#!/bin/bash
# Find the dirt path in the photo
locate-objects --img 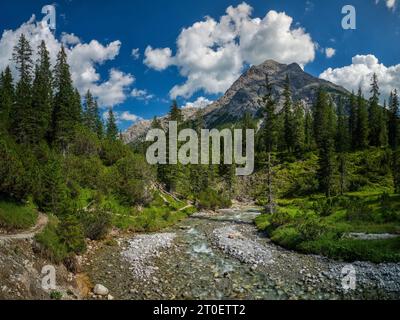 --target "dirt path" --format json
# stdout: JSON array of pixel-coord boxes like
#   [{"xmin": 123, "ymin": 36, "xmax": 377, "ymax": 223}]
[{"xmin": 0, "ymin": 213, "xmax": 48, "ymax": 242}]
